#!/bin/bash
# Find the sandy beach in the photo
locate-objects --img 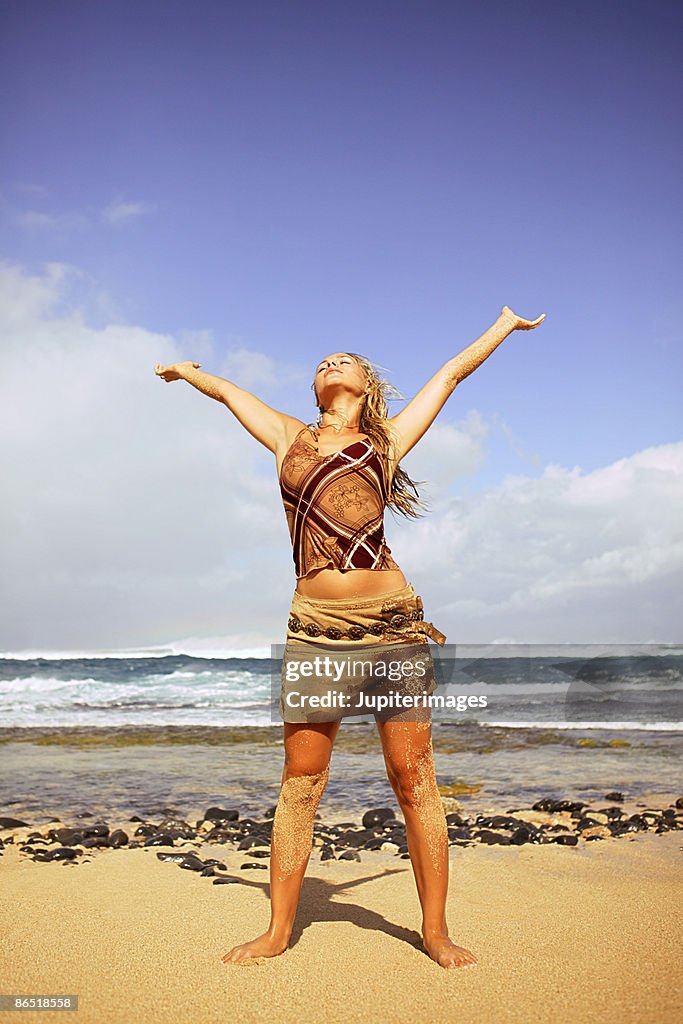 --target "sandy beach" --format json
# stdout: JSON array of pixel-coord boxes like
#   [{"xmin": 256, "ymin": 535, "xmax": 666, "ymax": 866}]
[{"xmin": 1, "ymin": 808, "xmax": 681, "ymax": 1024}]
